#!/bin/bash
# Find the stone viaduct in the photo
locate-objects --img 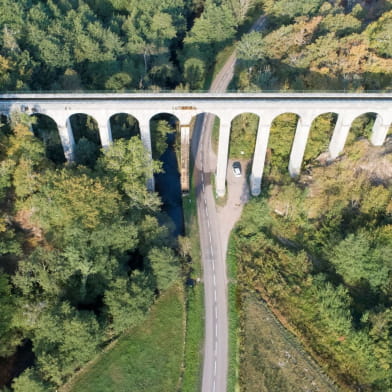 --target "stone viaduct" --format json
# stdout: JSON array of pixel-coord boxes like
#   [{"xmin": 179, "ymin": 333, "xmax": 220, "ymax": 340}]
[{"xmin": 1, "ymin": 93, "xmax": 391, "ymax": 196}]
